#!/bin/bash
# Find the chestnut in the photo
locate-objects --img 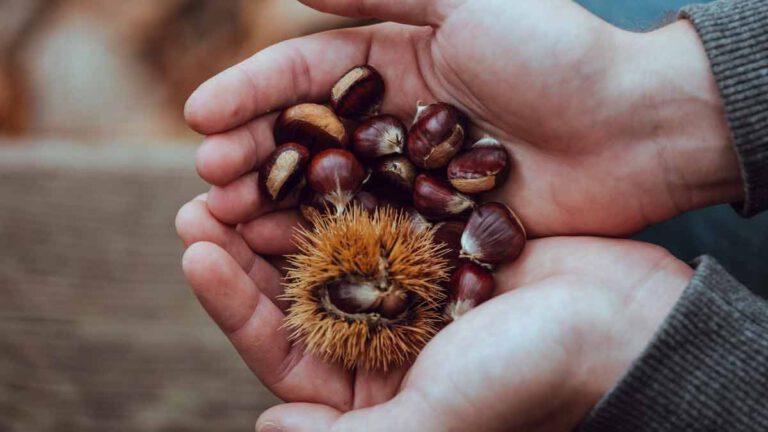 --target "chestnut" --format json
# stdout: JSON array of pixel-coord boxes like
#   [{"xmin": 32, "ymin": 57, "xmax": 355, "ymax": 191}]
[
  {"xmin": 326, "ymin": 278, "xmax": 381, "ymax": 315},
  {"xmin": 299, "ymin": 189, "xmax": 332, "ymax": 221},
  {"xmin": 407, "ymin": 103, "xmax": 466, "ymax": 169},
  {"xmin": 446, "ymin": 262, "xmax": 495, "ymax": 320},
  {"xmin": 371, "ymin": 155, "xmax": 417, "ymax": 195},
  {"xmin": 413, "ymin": 174, "xmax": 474, "ymax": 220},
  {"xmin": 447, "ymin": 137, "xmax": 509, "ymax": 194},
  {"xmin": 307, "ymin": 149, "xmax": 366, "ymax": 213},
  {"xmin": 331, "ymin": 65, "xmax": 385, "ymax": 119},
  {"xmin": 326, "ymin": 278, "xmax": 409, "ymax": 319},
  {"xmin": 353, "ymin": 190, "xmax": 379, "ymax": 213},
  {"xmin": 274, "ymin": 103, "xmax": 348, "ymax": 152},
  {"xmin": 258, "ymin": 142, "xmax": 311, "ymax": 202},
  {"xmin": 460, "ymin": 202, "xmax": 526, "ymax": 266},
  {"xmin": 433, "ymin": 220, "xmax": 466, "ymax": 270},
  {"xmin": 351, "ymin": 114, "xmax": 406, "ymax": 162},
  {"xmin": 404, "ymin": 207, "xmax": 432, "ymax": 233}
]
